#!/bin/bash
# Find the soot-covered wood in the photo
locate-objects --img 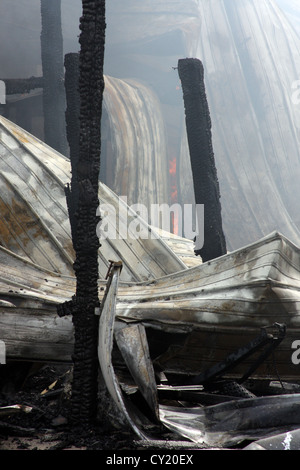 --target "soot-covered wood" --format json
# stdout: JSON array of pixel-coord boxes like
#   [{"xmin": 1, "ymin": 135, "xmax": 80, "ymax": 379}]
[
  {"xmin": 178, "ymin": 58, "xmax": 226, "ymax": 262},
  {"xmin": 68, "ymin": 0, "xmax": 106, "ymax": 426},
  {"xmin": 2, "ymin": 77, "xmax": 44, "ymax": 95}
]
